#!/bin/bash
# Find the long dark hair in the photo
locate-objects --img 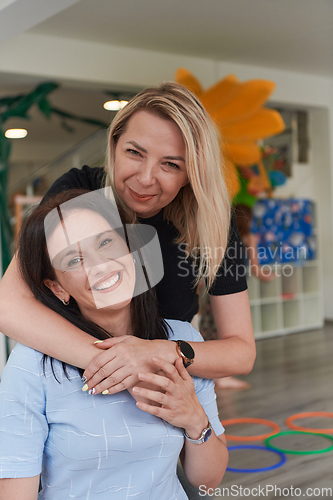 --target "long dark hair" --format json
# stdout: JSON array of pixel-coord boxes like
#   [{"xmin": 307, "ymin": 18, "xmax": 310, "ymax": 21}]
[{"xmin": 18, "ymin": 189, "xmax": 169, "ymax": 379}]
